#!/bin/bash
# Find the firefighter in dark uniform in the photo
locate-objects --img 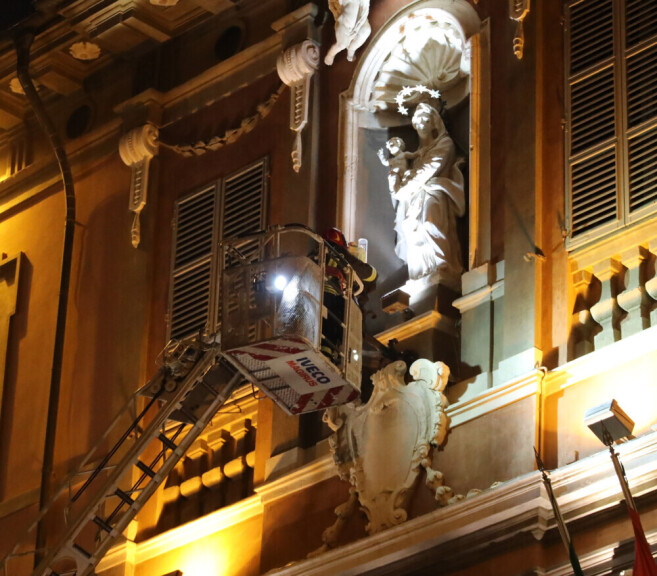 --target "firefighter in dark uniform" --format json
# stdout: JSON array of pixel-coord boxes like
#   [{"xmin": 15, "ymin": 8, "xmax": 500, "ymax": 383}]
[{"xmin": 321, "ymin": 228, "xmax": 376, "ymax": 364}]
